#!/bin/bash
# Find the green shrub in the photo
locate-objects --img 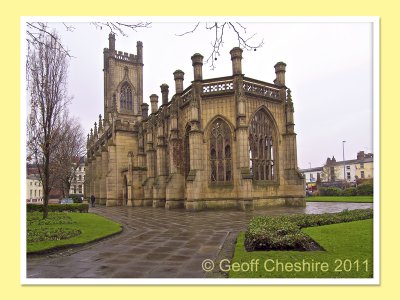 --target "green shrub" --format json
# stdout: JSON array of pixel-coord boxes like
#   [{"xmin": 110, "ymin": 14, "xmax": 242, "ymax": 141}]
[
  {"xmin": 27, "ymin": 203, "xmax": 89, "ymax": 213},
  {"xmin": 319, "ymin": 186, "xmax": 343, "ymax": 196},
  {"xmin": 244, "ymin": 209, "xmax": 373, "ymax": 251},
  {"xmin": 245, "ymin": 217, "xmax": 315, "ymax": 251},
  {"xmin": 357, "ymin": 183, "xmax": 373, "ymax": 196},
  {"xmin": 342, "ymin": 187, "xmax": 357, "ymax": 196}
]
